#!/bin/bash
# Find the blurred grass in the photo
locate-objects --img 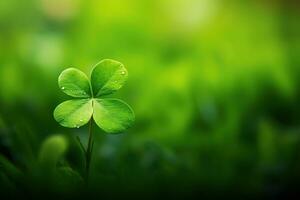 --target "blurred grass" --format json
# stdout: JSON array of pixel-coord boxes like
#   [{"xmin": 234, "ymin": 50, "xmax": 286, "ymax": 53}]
[{"xmin": 0, "ymin": 0, "xmax": 300, "ymax": 197}]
